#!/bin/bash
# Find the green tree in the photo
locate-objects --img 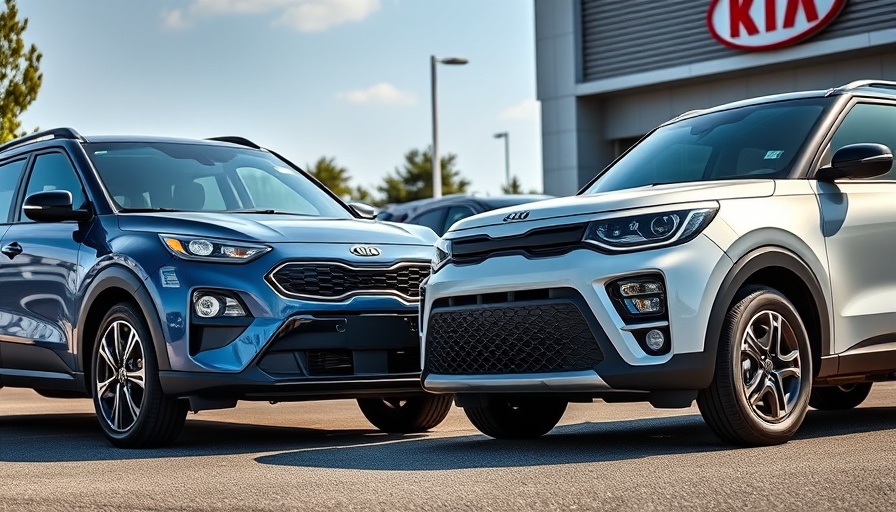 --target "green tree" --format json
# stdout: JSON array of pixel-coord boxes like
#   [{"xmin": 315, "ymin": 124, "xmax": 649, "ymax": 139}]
[
  {"xmin": 378, "ymin": 147, "xmax": 470, "ymax": 204},
  {"xmin": 501, "ymin": 175, "xmax": 523, "ymax": 194},
  {"xmin": 0, "ymin": 0, "xmax": 42, "ymax": 143},
  {"xmin": 307, "ymin": 156, "xmax": 352, "ymax": 198}
]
